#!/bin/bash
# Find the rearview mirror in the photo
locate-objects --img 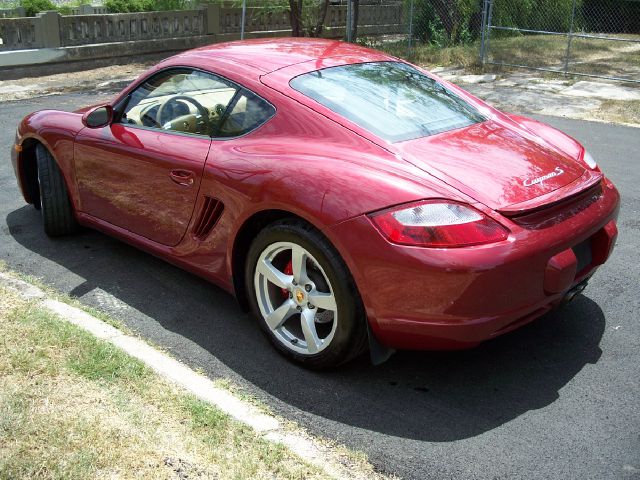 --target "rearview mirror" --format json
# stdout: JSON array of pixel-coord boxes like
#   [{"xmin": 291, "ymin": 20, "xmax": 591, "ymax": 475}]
[{"xmin": 82, "ymin": 105, "xmax": 113, "ymax": 128}]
